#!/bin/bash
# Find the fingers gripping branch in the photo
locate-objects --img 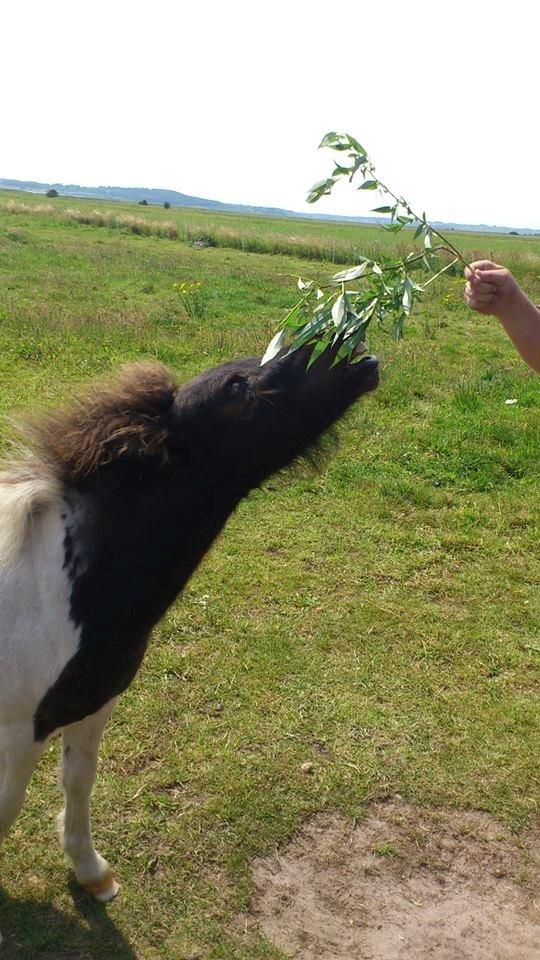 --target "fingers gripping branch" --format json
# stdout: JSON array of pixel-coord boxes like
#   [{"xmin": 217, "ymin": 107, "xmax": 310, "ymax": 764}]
[{"xmin": 464, "ymin": 260, "xmax": 520, "ymax": 315}]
